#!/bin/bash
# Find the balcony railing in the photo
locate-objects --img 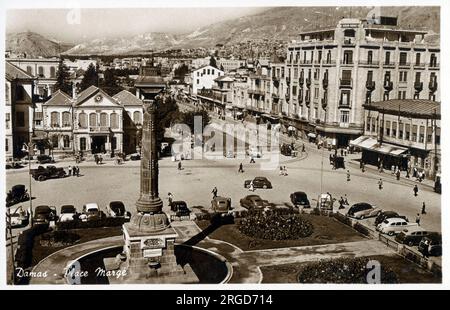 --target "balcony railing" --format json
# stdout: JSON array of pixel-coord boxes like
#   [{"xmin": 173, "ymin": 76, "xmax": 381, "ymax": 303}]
[
  {"xmin": 322, "ymin": 60, "xmax": 336, "ymax": 66},
  {"xmin": 366, "ymin": 80, "xmax": 375, "ymax": 91},
  {"xmin": 322, "ymin": 78, "xmax": 328, "ymax": 89},
  {"xmin": 339, "ymin": 79, "xmax": 353, "ymax": 88},
  {"xmin": 306, "ymin": 78, "xmax": 312, "ymax": 88},
  {"xmin": 340, "ymin": 60, "xmax": 354, "ymax": 66},
  {"xmin": 358, "ymin": 60, "xmax": 380, "ymax": 66},
  {"xmin": 398, "ymin": 62, "xmax": 411, "ymax": 68},
  {"xmin": 414, "ymin": 62, "xmax": 426, "ymax": 68},
  {"xmin": 383, "ymin": 62, "xmax": 395, "ymax": 67},
  {"xmin": 383, "ymin": 80, "xmax": 393, "ymax": 91},
  {"xmin": 429, "ymin": 62, "xmax": 440, "ymax": 69},
  {"xmin": 338, "ymin": 100, "xmax": 351, "ymax": 108},
  {"xmin": 414, "ymin": 81, "xmax": 423, "ymax": 92},
  {"xmin": 429, "ymin": 80, "xmax": 438, "ymax": 92},
  {"xmin": 90, "ymin": 126, "xmax": 111, "ymax": 132}
]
